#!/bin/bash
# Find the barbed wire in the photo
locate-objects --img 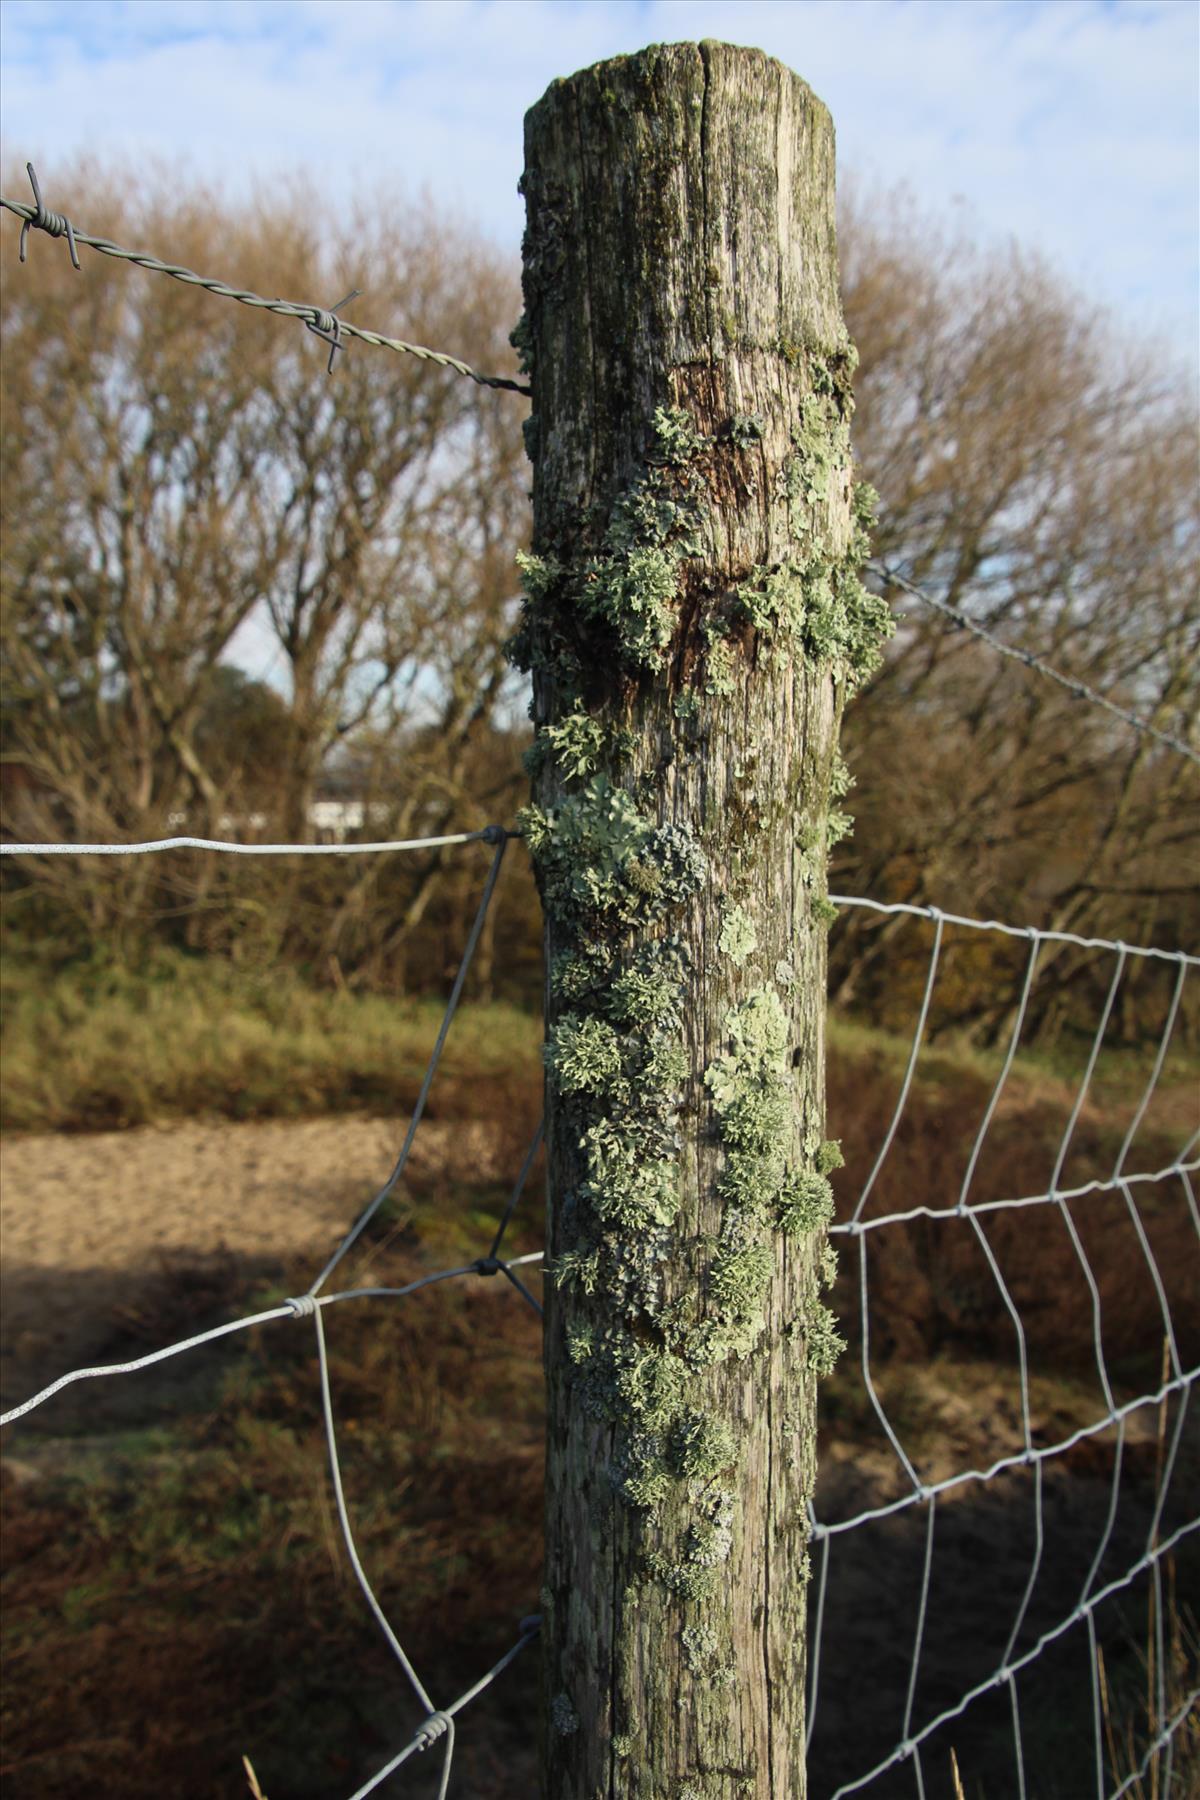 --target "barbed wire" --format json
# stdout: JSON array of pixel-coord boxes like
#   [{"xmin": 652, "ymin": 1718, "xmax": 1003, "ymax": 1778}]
[
  {"xmin": 2, "ymin": 163, "xmax": 532, "ymax": 396},
  {"xmin": 870, "ymin": 559, "xmax": 1200, "ymax": 769}
]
